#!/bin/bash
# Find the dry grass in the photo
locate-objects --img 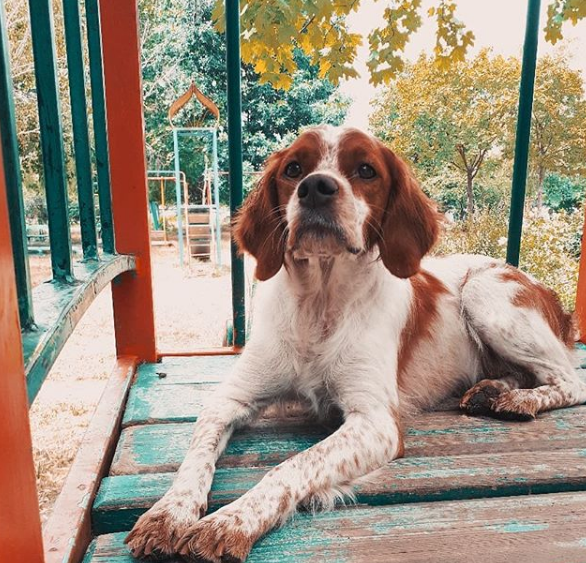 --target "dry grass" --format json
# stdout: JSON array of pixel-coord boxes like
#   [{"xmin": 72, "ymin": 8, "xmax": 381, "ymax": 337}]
[{"xmin": 29, "ymin": 242, "xmax": 237, "ymax": 523}]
